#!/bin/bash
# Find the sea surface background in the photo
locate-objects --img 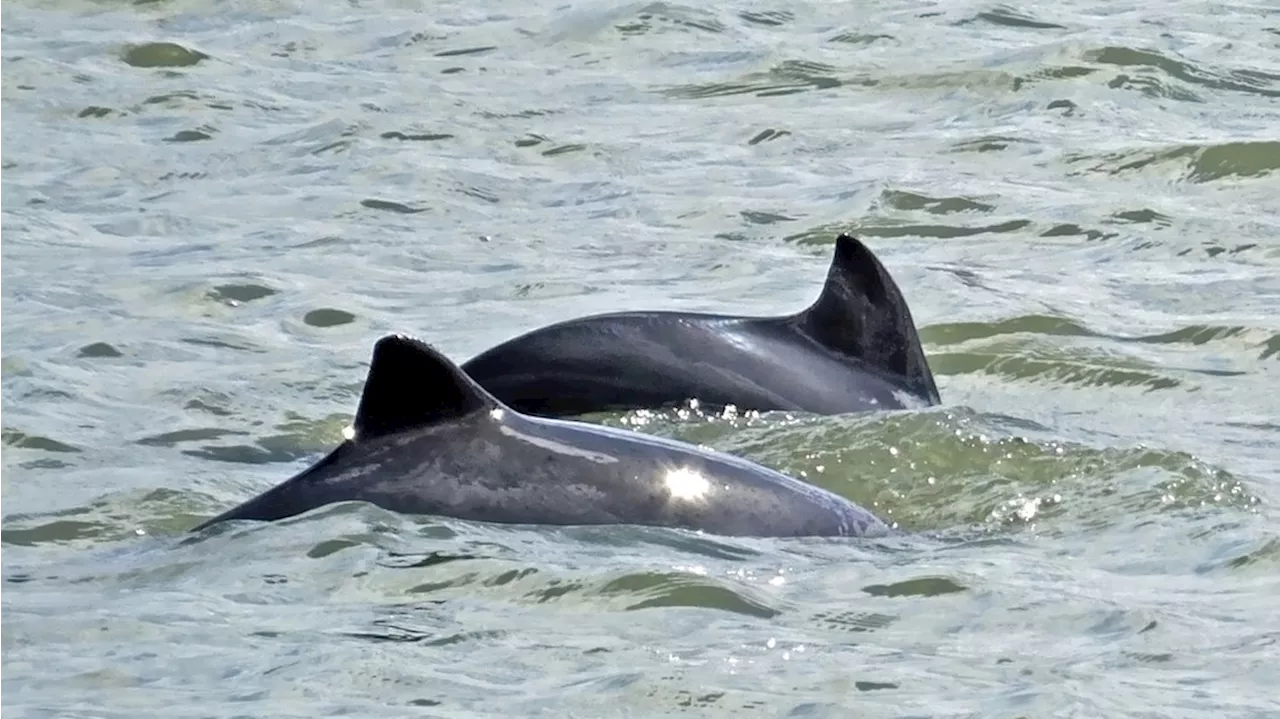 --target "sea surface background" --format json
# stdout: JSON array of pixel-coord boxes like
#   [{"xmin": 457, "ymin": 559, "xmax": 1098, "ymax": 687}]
[{"xmin": 3, "ymin": 0, "xmax": 1278, "ymax": 716}]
